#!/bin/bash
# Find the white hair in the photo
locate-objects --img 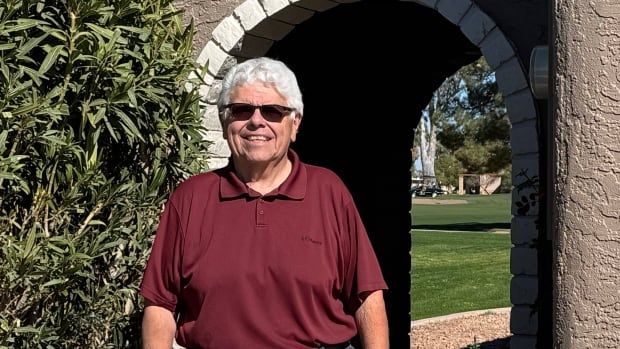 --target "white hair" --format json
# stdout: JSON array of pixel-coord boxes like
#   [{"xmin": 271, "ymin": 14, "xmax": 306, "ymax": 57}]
[{"xmin": 217, "ymin": 57, "xmax": 304, "ymax": 122}]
